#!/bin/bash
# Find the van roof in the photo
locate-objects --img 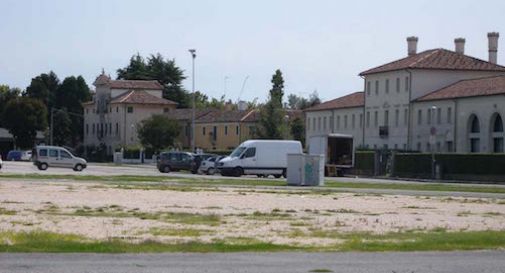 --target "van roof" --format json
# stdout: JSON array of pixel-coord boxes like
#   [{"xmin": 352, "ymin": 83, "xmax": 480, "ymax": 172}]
[
  {"xmin": 241, "ymin": 140, "xmax": 302, "ymax": 145},
  {"xmin": 36, "ymin": 145, "xmax": 67, "ymax": 149}
]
